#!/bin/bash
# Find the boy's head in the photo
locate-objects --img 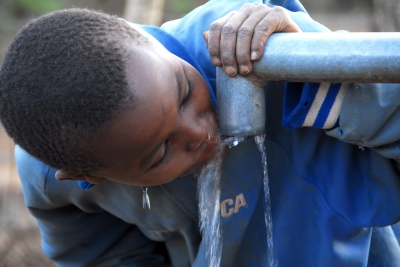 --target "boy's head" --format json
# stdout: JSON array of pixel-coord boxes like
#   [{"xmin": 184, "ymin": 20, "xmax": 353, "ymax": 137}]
[{"xmin": 0, "ymin": 9, "xmax": 220, "ymax": 186}]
